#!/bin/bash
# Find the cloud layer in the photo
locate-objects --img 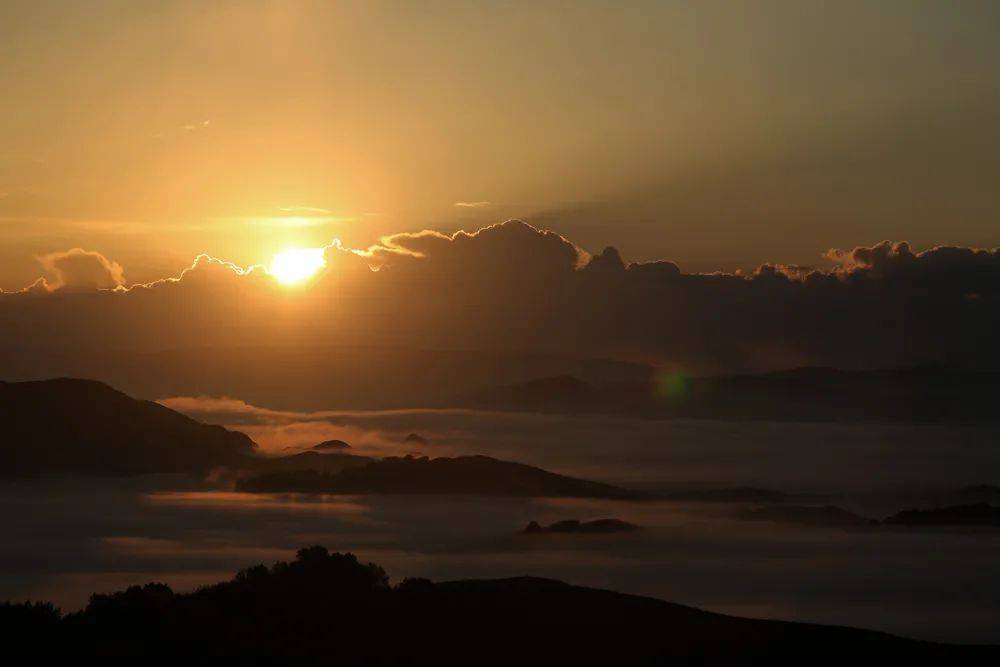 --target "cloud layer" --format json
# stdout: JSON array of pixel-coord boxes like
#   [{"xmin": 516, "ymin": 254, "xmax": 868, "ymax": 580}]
[{"xmin": 1, "ymin": 220, "xmax": 998, "ymax": 373}]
